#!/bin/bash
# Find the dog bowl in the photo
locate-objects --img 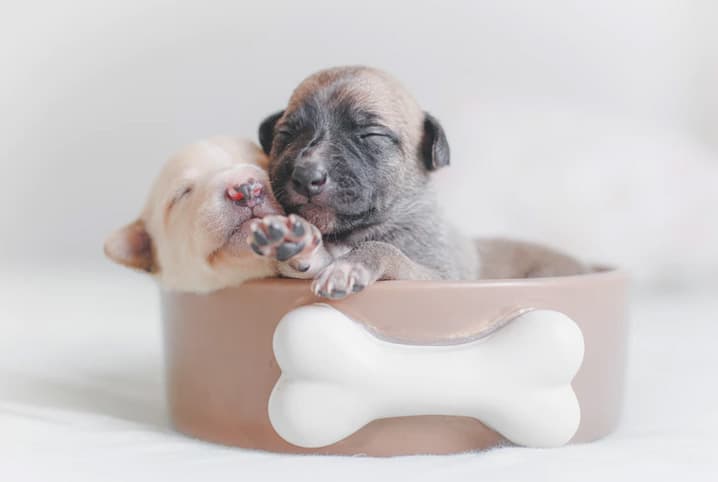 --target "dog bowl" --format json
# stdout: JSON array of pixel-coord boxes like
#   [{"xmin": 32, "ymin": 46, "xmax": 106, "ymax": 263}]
[{"xmin": 161, "ymin": 267, "xmax": 627, "ymax": 456}]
